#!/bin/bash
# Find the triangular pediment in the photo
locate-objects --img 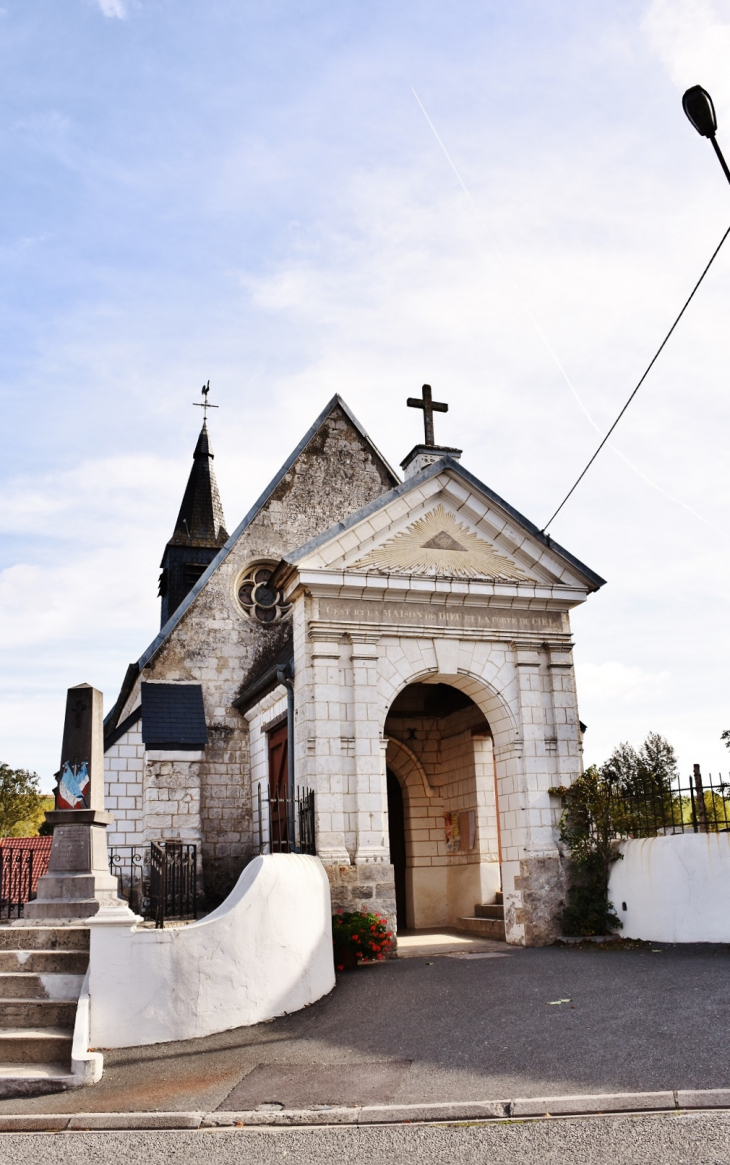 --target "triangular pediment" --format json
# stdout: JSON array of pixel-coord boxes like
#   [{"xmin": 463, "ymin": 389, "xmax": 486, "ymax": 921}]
[
  {"xmin": 350, "ymin": 504, "xmax": 528, "ymax": 581},
  {"xmin": 284, "ymin": 460, "xmax": 605, "ymax": 594}
]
